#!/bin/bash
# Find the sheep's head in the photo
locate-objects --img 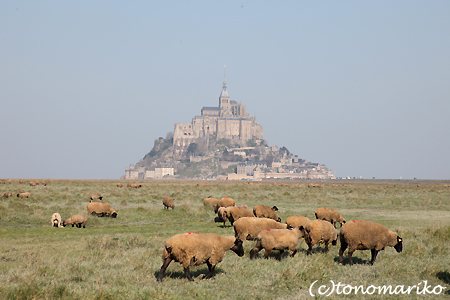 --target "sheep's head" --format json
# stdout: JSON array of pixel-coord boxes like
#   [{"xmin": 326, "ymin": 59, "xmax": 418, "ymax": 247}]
[
  {"xmin": 394, "ymin": 236, "xmax": 403, "ymax": 253},
  {"xmin": 231, "ymin": 238, "xmax": 244, "ymax": 257},
  {"xmin": 111, "ymin": 211, "xmax": 117, "ymax": 218},
  {"xmin": 272, "ymin": 206, "xmax": 279, "ymax": 211}
]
